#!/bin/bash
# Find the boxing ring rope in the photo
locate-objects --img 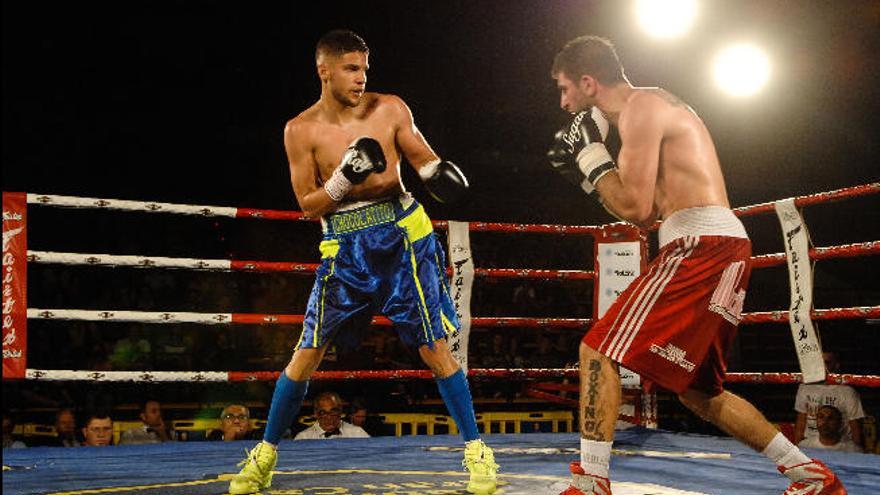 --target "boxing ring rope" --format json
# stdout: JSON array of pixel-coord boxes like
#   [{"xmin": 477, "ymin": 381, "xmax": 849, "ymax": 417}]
[{"xmin": 6, "ymin": 184, "xmax": 879, "ymax": 406}]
